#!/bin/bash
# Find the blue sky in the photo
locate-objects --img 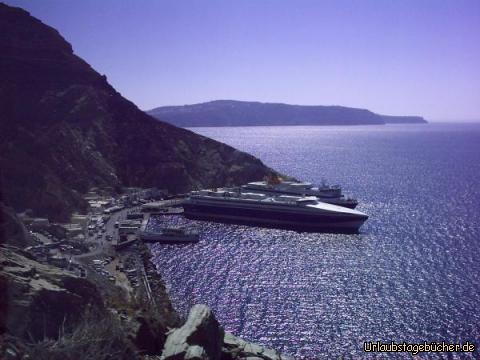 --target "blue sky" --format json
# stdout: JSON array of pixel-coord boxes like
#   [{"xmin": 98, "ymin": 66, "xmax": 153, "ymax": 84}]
[{"xmin": 6, "ymin": 0, "xmax": 480, "ymax": 121}]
